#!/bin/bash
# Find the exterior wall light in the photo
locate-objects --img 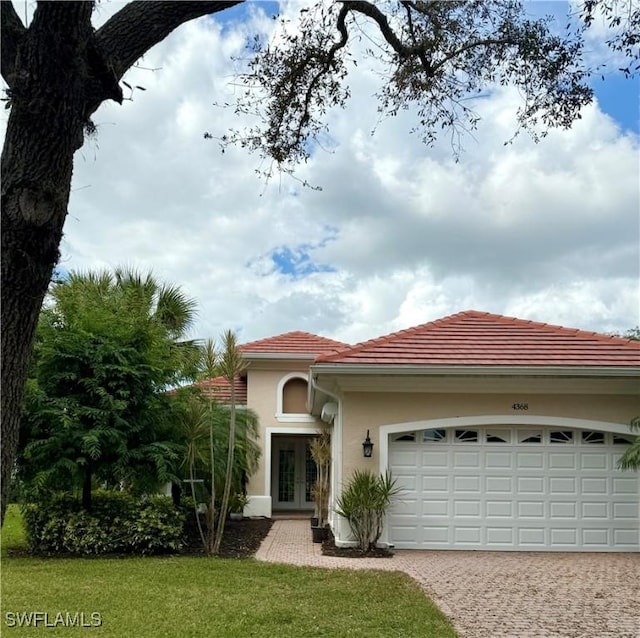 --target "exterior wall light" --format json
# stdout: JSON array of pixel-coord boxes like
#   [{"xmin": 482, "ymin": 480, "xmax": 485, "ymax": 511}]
[{"xmin": 362, "ymin": 430, "xmax": 374, "ymax": 458}]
